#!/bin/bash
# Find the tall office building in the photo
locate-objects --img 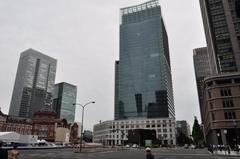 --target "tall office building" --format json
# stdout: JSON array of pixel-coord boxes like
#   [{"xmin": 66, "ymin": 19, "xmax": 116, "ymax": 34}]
[
  {"xmin": 53, "ymin": 82, "xmax": 77, "ymax": 123},
  {"xmin": 115, "ymin": 0, "xmax": 174, "ymax": 120},
  {"xmin": 199, "ymin": 0, "xmax": 240, "ymax": 74},
  {"xmin": 9, "ymin": 49, "xmax": 57, "ymax": 118},
  {"xmin": 193, "ymin": 47, "xmax": 211, "ymax": 121},
  {"xmin": 199, "ymin": 0, "xmax": 240, "ymax": 145}
]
